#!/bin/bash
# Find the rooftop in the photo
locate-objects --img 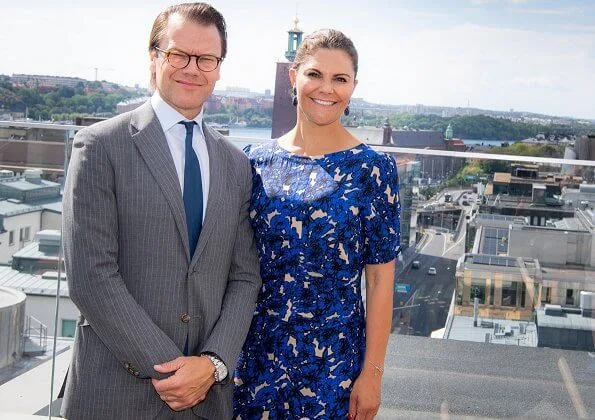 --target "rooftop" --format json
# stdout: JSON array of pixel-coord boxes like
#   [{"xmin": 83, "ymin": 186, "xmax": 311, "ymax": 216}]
[
  {"xmin": 536, "ymin": 306, "xmax": 595, "ymax": 331},
  {"xmin": 0, "ymin": 334, "xmax": 593, "ymax": 418},
  {"xmin": 0, "ymin": 267, "xmax": 68, "ymax": 297},
  {"xmin": 540, "ymin": 265, "xmax": 595, "ymax": 286},
  {"xmin": 0, "ymin": 286, "xmax": 26, "ymax": 309},
  {"xmin": 445, "ymin": 315, "xmax": 538, "ymax": 347},
  {"xmin": 554, "ymin": 217, "xmax": 588, "ymax": 231},
  {"xmin": 391, "ymin": 130, "xmax": 444, "ymax": 148},
  {"xmin": 41, "ymin": 201, "xmax": 62, "ymax": 213},
  {"xmin": 0, "ymin": 200, "xmax": 42, "ymax": 217},
  {"xmin": 493, "ymin": 172, "xmax": 512, "ymax": 183},
  {"xmin": 12, "ymin": 242, "xmax": 59, "ymax": 262}
]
